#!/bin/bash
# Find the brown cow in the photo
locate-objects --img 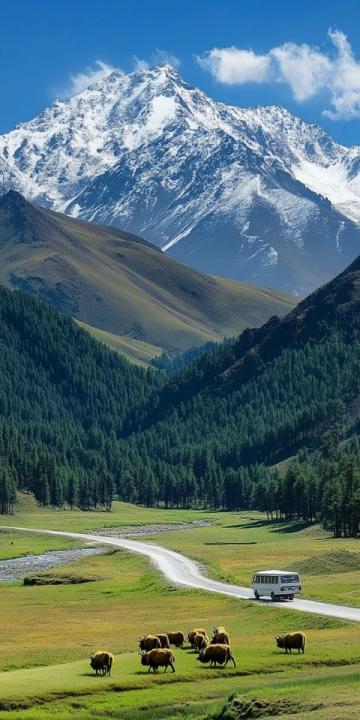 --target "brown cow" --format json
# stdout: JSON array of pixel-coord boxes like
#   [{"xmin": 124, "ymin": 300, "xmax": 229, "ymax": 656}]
[
  {"xmin": 89, "ymin": 651, "xmax": 114, "ymax": 676},
  {"xmin": 211, "ymin": 626, "xmax": 230, "ymax": 645},
  {"xmin": 197, "ymin": 643, "xmax": 236, "ymax": 668},
  {"xmin": 188, "ymin": 628, "xmax": 208, "ymax": 648},
  {"xmin": 275, "ymin": 632, "xmax": 306, "ymax": 654},
  {"xmin": 141, "ymin": 648, "xmax": 175, "ymax": 673},
  {"xmin": 139, "ymin": 635, "xmax": 161, "ymax": 652},
  {"xmin": 166, "ymin": 631, "xmax": 184, "ymax": 648},
  {"xmin": 155, "ymin": 634, "xmax": 170, "ymax": 648},
  {"xmin": 193, "ymin": 632, "xmax": 208, "ymax": 653}
]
